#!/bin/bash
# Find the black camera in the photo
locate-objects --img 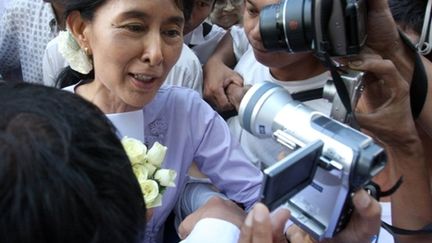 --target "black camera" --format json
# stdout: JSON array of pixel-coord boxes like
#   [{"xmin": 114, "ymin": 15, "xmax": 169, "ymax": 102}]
[{"xmin": 259, "ymin": 0, "xmax": 367, "ymax": 56}]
